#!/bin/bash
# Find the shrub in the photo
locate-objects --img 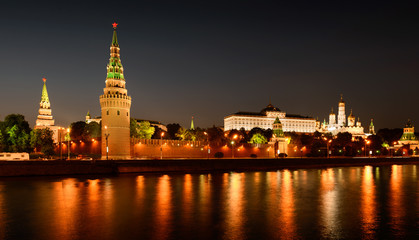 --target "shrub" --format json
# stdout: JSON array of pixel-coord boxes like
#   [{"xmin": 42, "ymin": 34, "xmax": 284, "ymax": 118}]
[
  {"xmin": 214, "ymin": 152, "xmax": 224, "ymax": 158},
  {"xmin": 250, "ymin": 154, "xmax": 257, "ymax": 158},
  {"xmin": 278, "ymin": 153, "xmax": 288, "ymax": 158}
]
